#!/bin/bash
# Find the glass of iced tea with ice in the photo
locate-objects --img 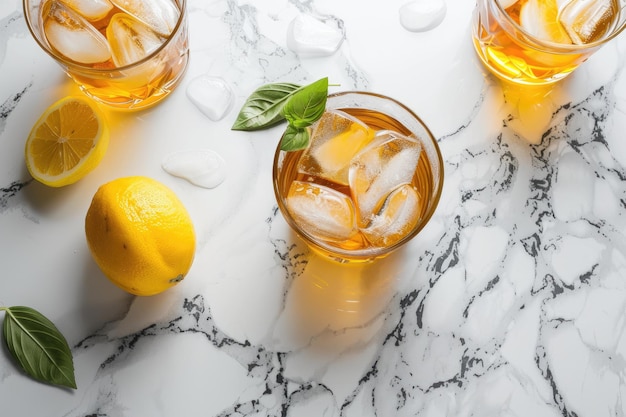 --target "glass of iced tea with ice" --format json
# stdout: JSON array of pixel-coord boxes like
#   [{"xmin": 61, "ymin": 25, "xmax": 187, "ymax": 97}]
[
  {"xmin": 23, "ymin": 0, "xmax": 189, "ymax": 110},
  {"xmin": 472, "ymin": 0, "xmax": 626, "ymax": 85},
  {"xmin": 273, "ymin": 92, "xmax": 444, "ymax": 263}
]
